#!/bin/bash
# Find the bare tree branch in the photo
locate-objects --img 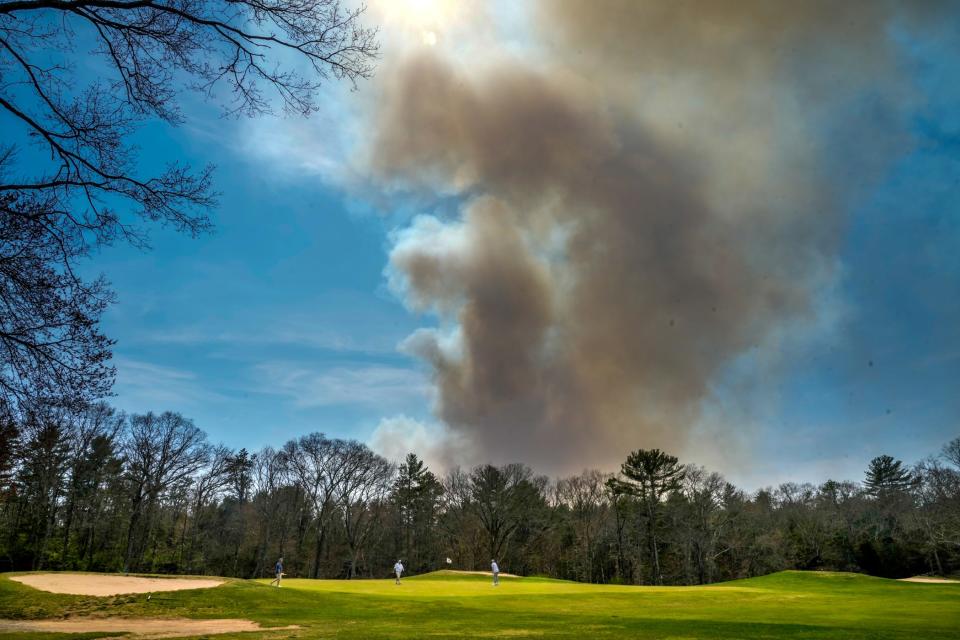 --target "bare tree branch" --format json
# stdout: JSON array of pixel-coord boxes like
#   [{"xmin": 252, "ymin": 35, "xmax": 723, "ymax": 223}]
[{"xmin": 0, "ymin": 0, "xmax": 378, "ymax": 412}]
